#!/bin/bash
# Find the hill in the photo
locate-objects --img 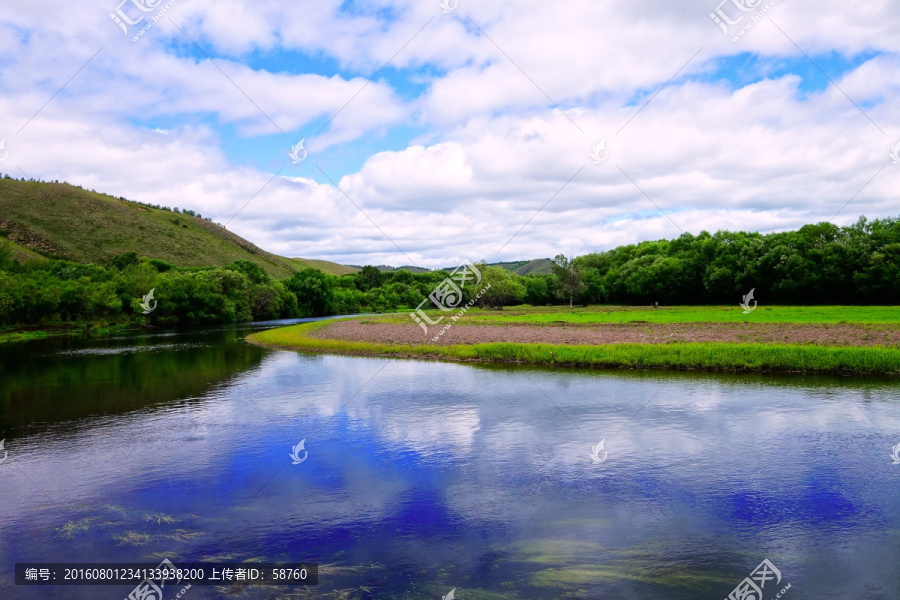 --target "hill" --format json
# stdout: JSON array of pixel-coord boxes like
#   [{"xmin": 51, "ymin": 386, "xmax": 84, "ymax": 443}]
[
  {"xmin": 368, "ymin": 264, "xmax": 431, "ymax": 273},
  {"xmin": 432, "ymin": 259, "xmax": 554, "ymax": 275},
  {"xmin": 510, "ymin": 258, "xmax": 553, "ymax": 276},
  {"xmin": 365, "ymin": 261, "xmax": 552, "ymax": 275},
  {"xmin": 492, "ymin": 259, "xmax": 554, "ymax": 275},
  {"xmin": 0, "ymin": 179, "xmax": 343, "ymax": 278},
  {"xmin": 288, "ymin": 257, "xmax": 359, "ymax": 276}
]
